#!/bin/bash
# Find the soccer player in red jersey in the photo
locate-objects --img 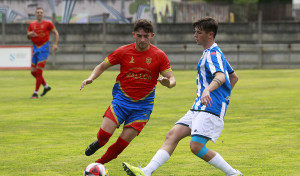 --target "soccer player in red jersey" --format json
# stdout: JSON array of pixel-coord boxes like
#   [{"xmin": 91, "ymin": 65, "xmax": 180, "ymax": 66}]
[
  {"xmin": 27, "ymin": 7, "xmax": 59, "ymax": 99},
  {"xmin": 80, "ymin": 19, "xmax": 176, "ymax": 165}
]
